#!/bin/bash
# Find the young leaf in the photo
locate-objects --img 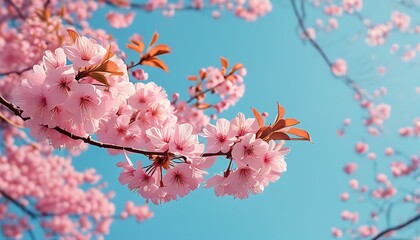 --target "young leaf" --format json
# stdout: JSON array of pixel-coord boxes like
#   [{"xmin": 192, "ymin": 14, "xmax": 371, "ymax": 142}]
[
  {"xmin": 284, "ymin": 118, "xmax": 300, "ymax": 127},
  {"xmin": 101, "ymin": 45, "xmax": 115, "ymax": 63},
  {"xmin": 67, "ymin": 29, "xmax": 79, "ymax": 43},
  {"xmin": 268, "ymin": 132, "xmax": 291, "ymax": 141},
  {"xmin": 187, "ymin": 76, "xmax": 198, "ymax": 81},
  {"xmin": 142, "ymin": 57, "xmax": 169, "ymax": 72},
  {"xmin": 148, "ymin": 44, "xmax": 170, "ymax": 57},
  {"xmin": 220, "ymin": 56, "xmax": 229, "ymax": 69},
  {"xmin": 252, "ymin": 107, "xmax": 265, "ymax": 128},
  {"xmin": 196, "ymin": 103, "xmax": 212, "ymax": 110},
  {"xmin": 88, "ymin": 72, "xmax": 109, "ymax": 86},
  {"xmin": 275, "ymin": 102, "xmax": 285, "ymax": 123},
  {"xmin": 149, "ymin": 32, "xmax": 159, "ymax": 48},
  {"xmin": 287, "ymin": 128, "xmax": 311, "ymax": 141},
  {"xmin": 228, "ymin": 63, "xmax": 244, "ymax": 75}
]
